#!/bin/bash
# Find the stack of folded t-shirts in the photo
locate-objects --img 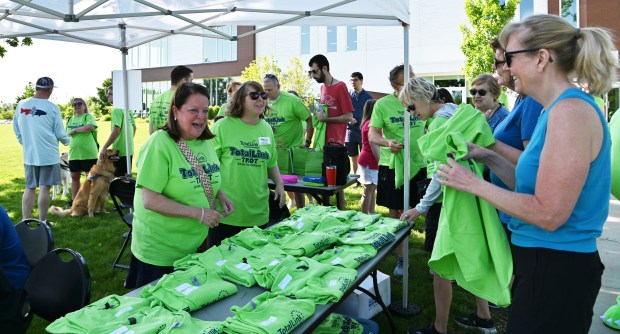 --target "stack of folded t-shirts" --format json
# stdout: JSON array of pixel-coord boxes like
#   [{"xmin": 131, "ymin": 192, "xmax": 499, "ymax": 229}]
[
  {"xmin": 274, "ymin": 231, "xmax": 339, "ymax": 257},
  {"xmin": 312, "ymin": 244, "xmax": 378, "ymax": 269}
]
